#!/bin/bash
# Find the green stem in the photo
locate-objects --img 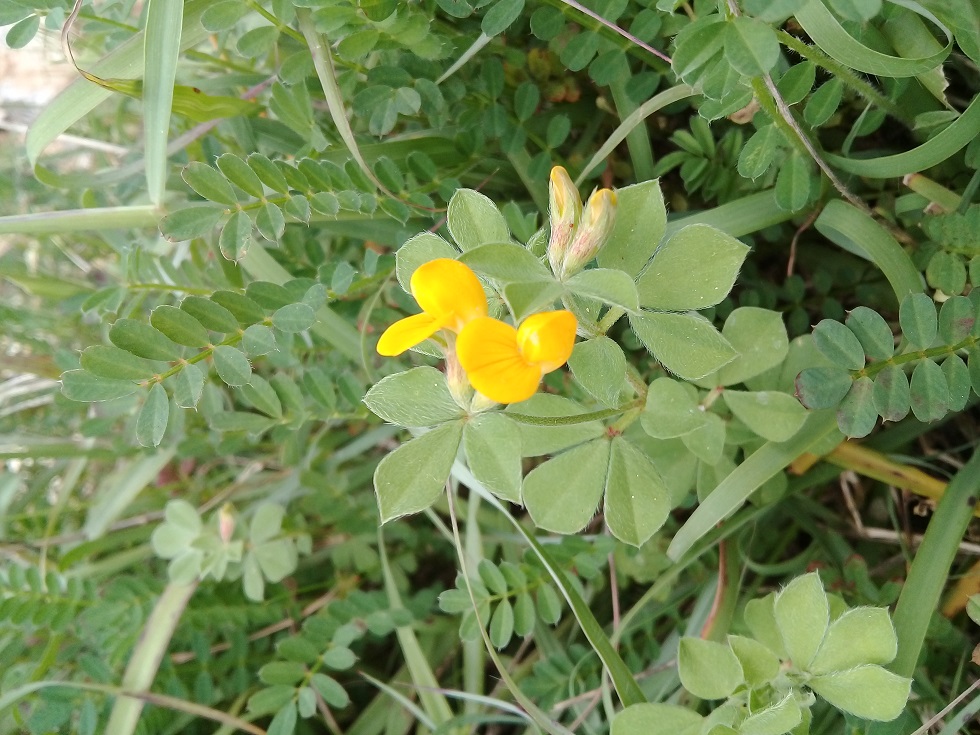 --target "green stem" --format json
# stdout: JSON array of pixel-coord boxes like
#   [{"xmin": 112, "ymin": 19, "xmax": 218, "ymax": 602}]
[
  {"xmin": 609, "ymin": 80, "xmax": 655, "ymax": 182},
  {"xmin": 506, "ymin": 399, "xmax": 642, "ymax": 427},
  {"xmin": 0, "ymin": 206, "xmax": 158, "ymax": 235},
  {"xmin": 890, "ymin": 449, "xmax": 980, "ymax": 677},
  {"xmin": 857, "ymin": 334, "xmax": 980, "ymax": 379},
  {"xmin": 461, "ymin": 492, "xmax": 485, "ymax": 717},
  {"xmin": 105, "ymin": 580, "xmax": 199, "ymax": 735}
]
